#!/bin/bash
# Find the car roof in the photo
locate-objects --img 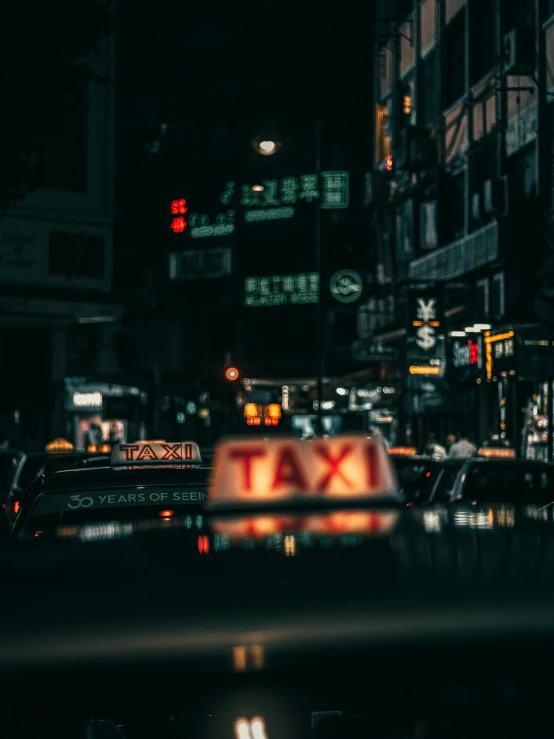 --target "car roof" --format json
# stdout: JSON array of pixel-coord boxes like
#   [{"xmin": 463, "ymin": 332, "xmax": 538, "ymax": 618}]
[
  {"xmin": 468, "ymin": 458, "xmax": 553, "ymax": 466},
  {"xmin": 40, "ymin": 464, "xmax": 213, "ymax": 494}
]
